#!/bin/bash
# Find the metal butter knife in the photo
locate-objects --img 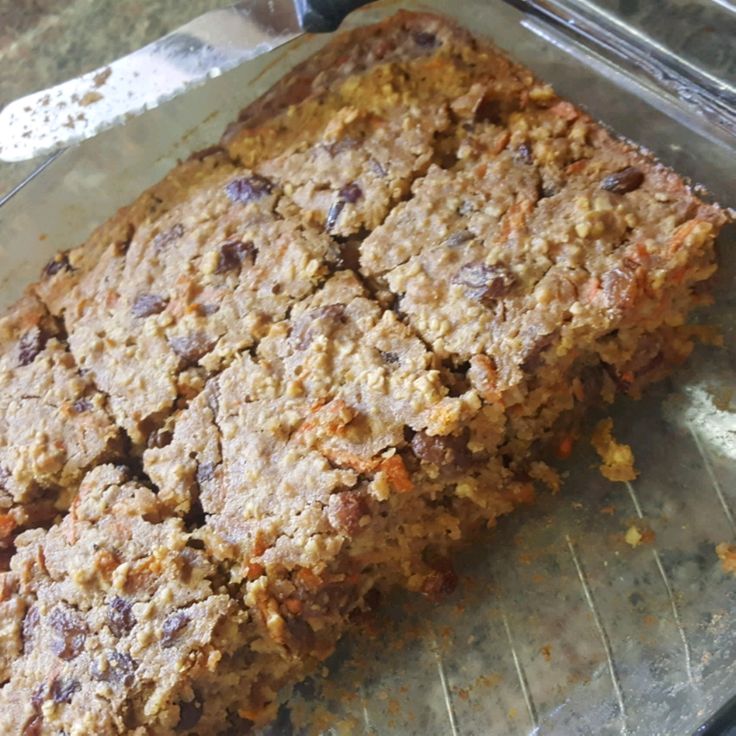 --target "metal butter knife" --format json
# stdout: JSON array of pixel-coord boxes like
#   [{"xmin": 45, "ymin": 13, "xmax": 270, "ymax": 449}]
[{"xmin": 0, "ymin": 0, "xmax": 370, "ymax": 163}]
